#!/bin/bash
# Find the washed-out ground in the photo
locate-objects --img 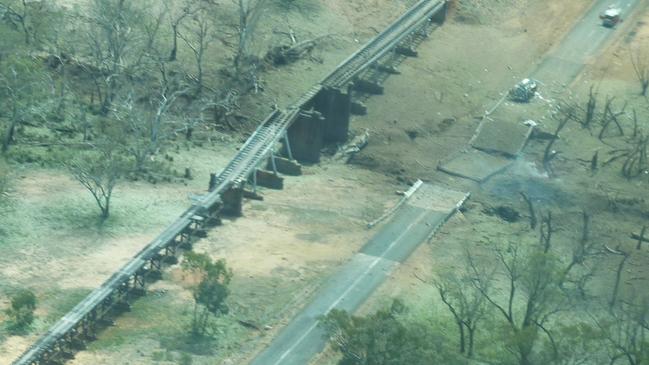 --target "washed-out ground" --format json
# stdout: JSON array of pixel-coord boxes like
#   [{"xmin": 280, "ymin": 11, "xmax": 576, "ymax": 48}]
[
  {"xmin": 3, "ymin": 0, "xmax": 648, "ymax": 364},
  {"xmin": 313, "ymin": 1, "xmax": 649, "ymax": 364}
]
